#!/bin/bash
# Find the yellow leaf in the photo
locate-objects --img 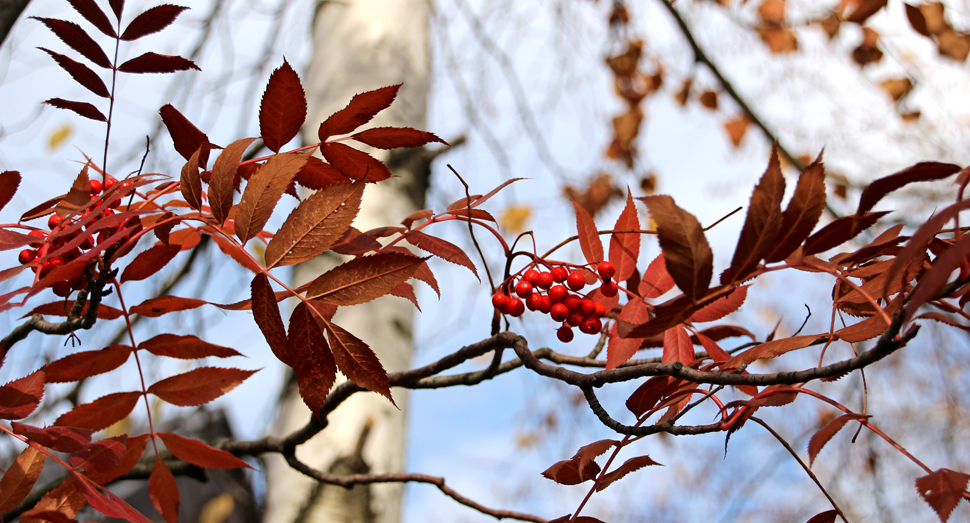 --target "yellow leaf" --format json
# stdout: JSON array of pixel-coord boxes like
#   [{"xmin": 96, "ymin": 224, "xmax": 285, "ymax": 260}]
[
  {"xmin": 48, "ymin": 124, "xmax": 74, "ymax": 151},
  {"xmin": 500, "ymin": 205, "xmax": 531, "ymax": 234}
]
